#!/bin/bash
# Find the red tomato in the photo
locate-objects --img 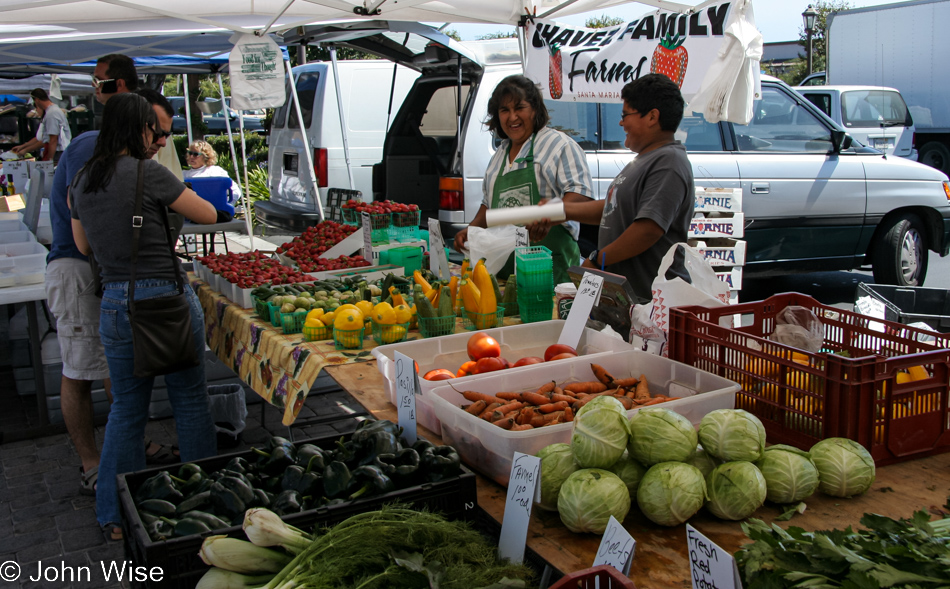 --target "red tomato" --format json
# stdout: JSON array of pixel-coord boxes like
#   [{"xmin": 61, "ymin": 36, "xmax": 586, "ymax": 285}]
[
  {"xmin": 548, "ymin": 352, "xmax": 578, "ymax": 361},
  {"xmin": 457, "ymin": 360, "xmax": 477, "ymax": 377},
  {"xmin": 467, "ymin": 333, "xmax": 501, "ymax": 361},
  {"xmin": 544, "ymin": 344, "xmax": 578, "ymax": 362},
  {"xmin": 512, "ymin": 356, "xmax": 545, "ymax": 367},
  {"xmin": 423, "ymin": 368, "xmax": 455, "ymax": 381},
  {"xmin": 475, "ymin": 356, "xmax": 506, "ymax": 374}
]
